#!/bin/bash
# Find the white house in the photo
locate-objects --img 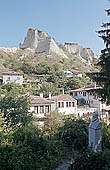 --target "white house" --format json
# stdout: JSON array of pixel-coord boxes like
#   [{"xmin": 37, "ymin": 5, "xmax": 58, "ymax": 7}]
[
  {"xmin": 64, "ymin": 70, "xmax": 82, "ymax": 78},
  {"xmin": 70, "ymin": 85, "xmax": 105, "ymax": 113},
  {"xmin": 49, "ymin": 93, "xmax": 77, "ymax": 115},
  {"xmin": 64, "ymin": 70, "xmax": 74, "ymax": 78},
  {"xmin": 29, "ymin": 94, "xmax": 55, "ymax": 118},
  {"xmin": 2, "ymin": 72, "xmax": 24, "ymax": 85},
  {"xmin": 72, "ymin": 70, "xmax": 82, "ymax": 78}
]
